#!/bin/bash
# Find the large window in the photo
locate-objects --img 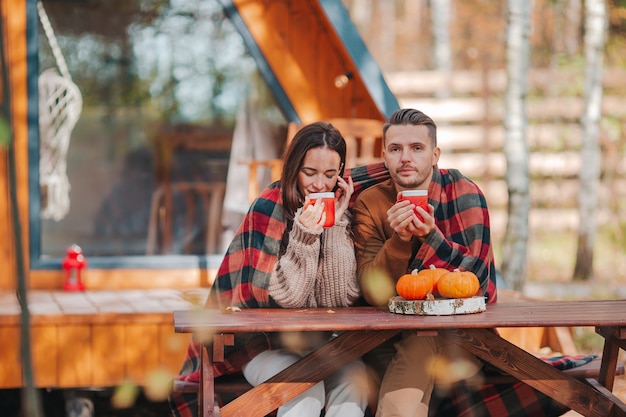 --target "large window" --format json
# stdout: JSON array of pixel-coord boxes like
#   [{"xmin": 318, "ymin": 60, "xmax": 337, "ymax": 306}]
[{"xmin": 32, "ymin": 0, "xmax": 286, "ymax": 268}]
